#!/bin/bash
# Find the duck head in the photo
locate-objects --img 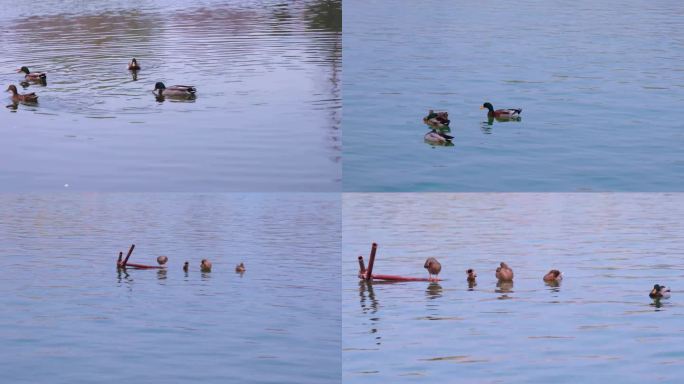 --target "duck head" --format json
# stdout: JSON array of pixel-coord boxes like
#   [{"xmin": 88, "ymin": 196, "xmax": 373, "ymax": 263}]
[
  {"xmin": 6, "ymin": 85, "xmax": 18, "ymax": 94},
  {"xmin": 16, "ymin": 66, "xmax": 30, "ymax": 74},
  {"xmin": 481, "ymin": 102, "xmax": 494, "ymax": 112},
  {"xmin": 154, "ymin": 82, "xmax": 166, "ymax": 91},
  {"xmin": 466, "ymin": 268, "xmax": 477, "ymax": 279}
]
